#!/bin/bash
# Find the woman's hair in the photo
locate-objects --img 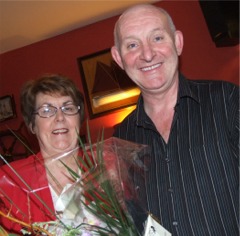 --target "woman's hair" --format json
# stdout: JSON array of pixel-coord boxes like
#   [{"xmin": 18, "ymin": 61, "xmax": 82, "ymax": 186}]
[{"xmin": 20, "ymin": 74, "xmax": 84, "ymax": 128}]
